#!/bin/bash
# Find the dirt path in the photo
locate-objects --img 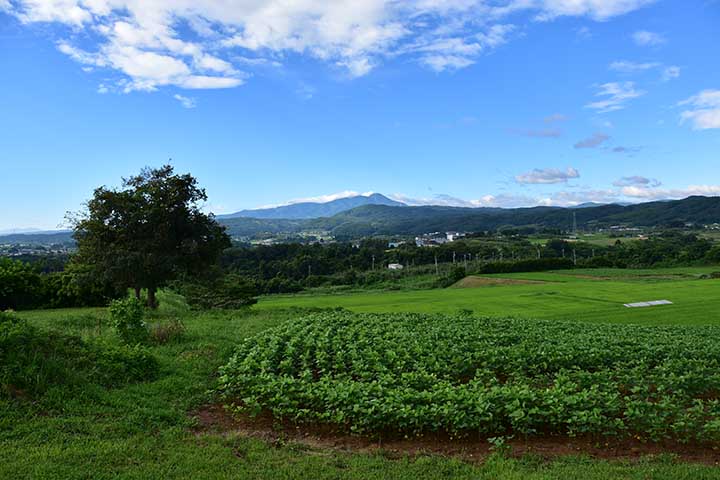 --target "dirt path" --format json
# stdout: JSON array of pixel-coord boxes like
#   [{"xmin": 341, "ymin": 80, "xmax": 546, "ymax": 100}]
[{"xmin": 191, "ymin": 404, "xmax": 720, "ymax": 465}]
